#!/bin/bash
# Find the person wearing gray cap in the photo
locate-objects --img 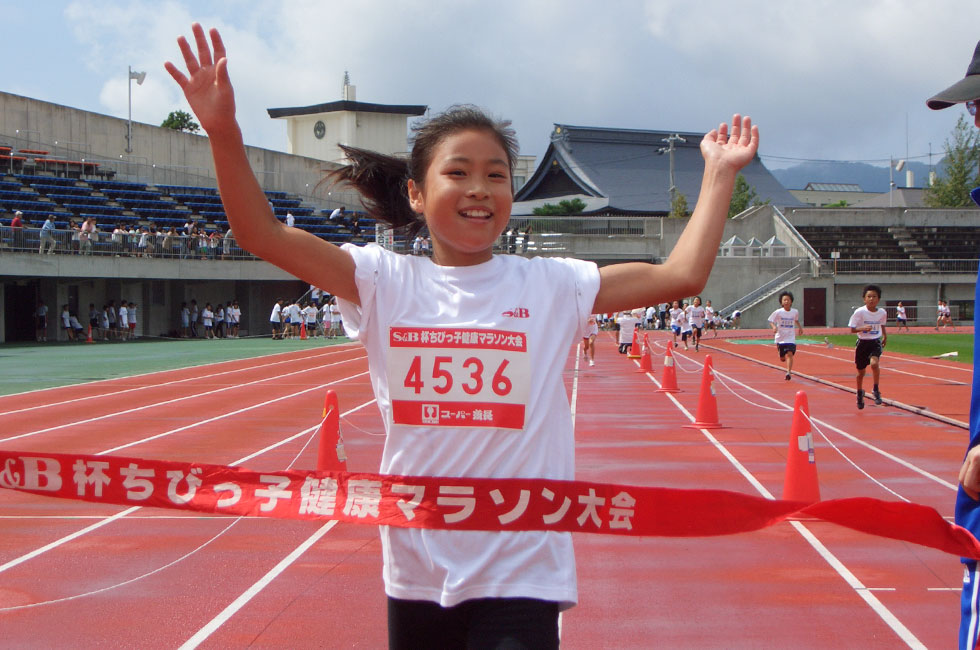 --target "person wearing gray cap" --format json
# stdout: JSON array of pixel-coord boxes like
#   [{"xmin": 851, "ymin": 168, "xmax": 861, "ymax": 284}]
[{"xmin": 929, "ymin": 39, "xmax": 980, "ymax": 650}]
